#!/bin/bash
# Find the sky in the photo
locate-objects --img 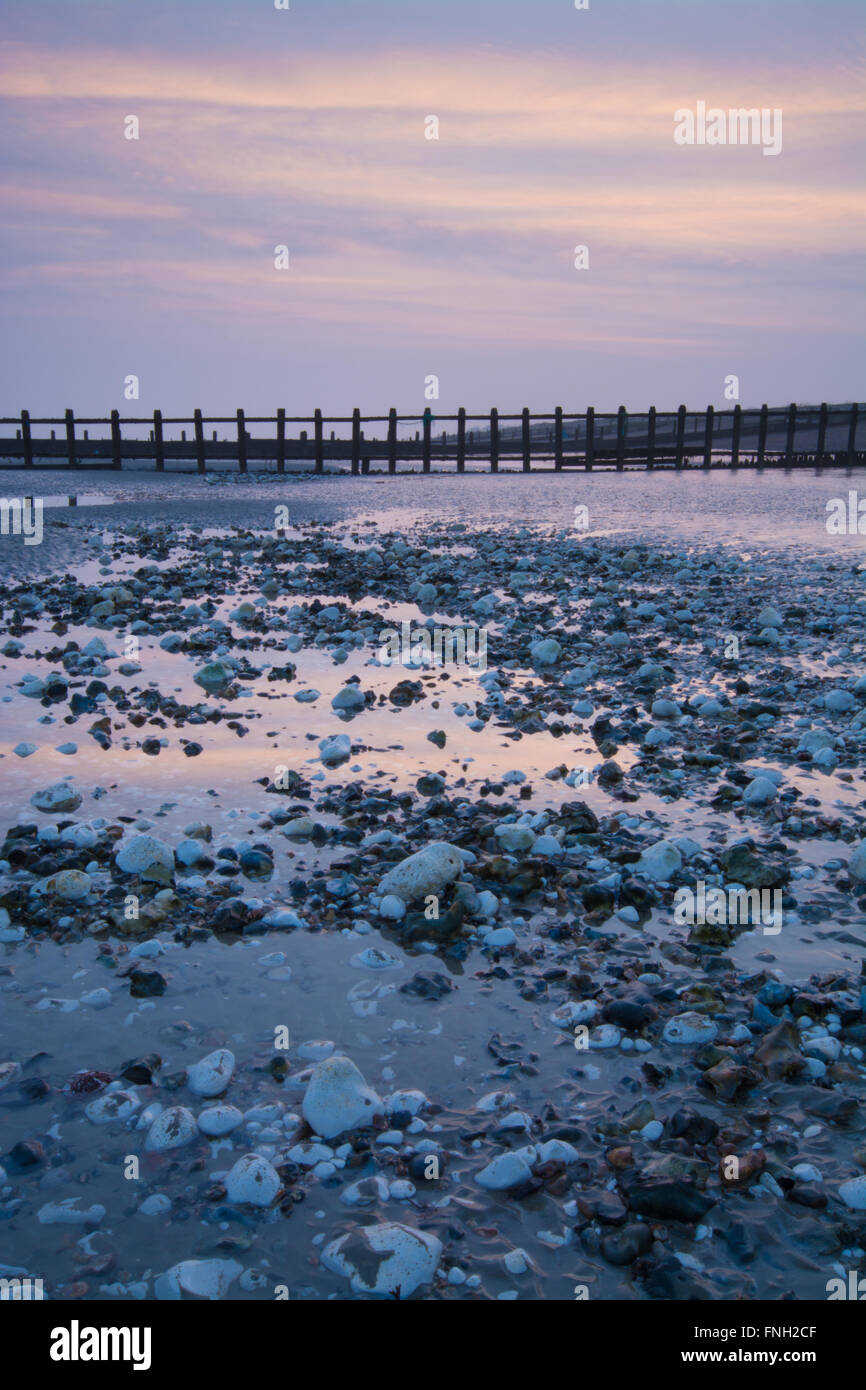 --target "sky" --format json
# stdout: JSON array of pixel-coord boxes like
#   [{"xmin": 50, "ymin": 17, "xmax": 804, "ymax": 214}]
[{"xmin": 0, "ymin": 0, "xmax": 864, "ymax": 419}]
